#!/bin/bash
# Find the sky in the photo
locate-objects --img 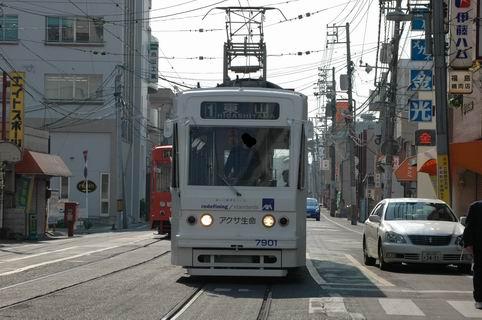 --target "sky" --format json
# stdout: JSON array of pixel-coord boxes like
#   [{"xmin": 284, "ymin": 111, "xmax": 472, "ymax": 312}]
[{"xmin": 151, "ymin": 0, "xmax": 385, "ymax": 119}]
